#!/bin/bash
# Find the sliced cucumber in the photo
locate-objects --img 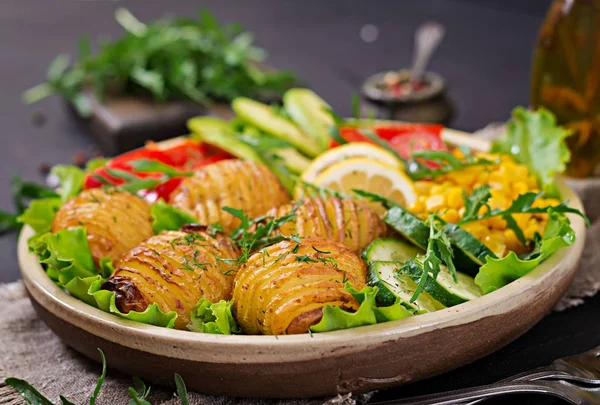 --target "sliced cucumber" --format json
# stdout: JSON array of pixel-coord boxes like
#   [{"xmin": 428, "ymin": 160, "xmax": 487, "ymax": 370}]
[
  {"xmin": 401, "ymin": 259, "xmax": 481, "ymax": 307},
  {"xmin": 283, "ymin": 88, "xmax": 332, "ymax": 150},
  {"xmin": 383, "ymin": 206, "xmax": 430, "ymax": 250},
  {"xmin": 187, "ymin": 117, "xmax": 263, "ymax": 163},
  {"xmin": 232, "ymin": 97, "xmax": 321, "ymax": 157},
  {"xmin": 363, "ymin": 238, "xmax": 423, "ymax": 263},
  {"xmin": 368, "ymin": 261, "xmax": 445, "ymax": 313},
  {"xmin": 444, "ymin": 223, "xmax": 497, "ymax": 275}
]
